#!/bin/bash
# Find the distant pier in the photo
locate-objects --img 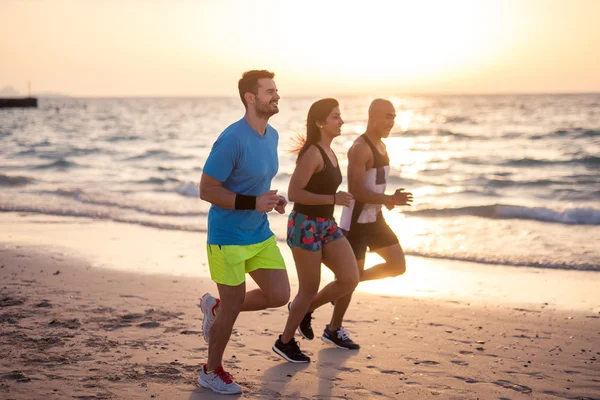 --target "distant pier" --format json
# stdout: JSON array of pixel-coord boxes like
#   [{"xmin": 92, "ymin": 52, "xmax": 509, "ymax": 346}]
[{"xmin": 0, "ymin": 97, "xmax": 38, "ymax": 108}]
